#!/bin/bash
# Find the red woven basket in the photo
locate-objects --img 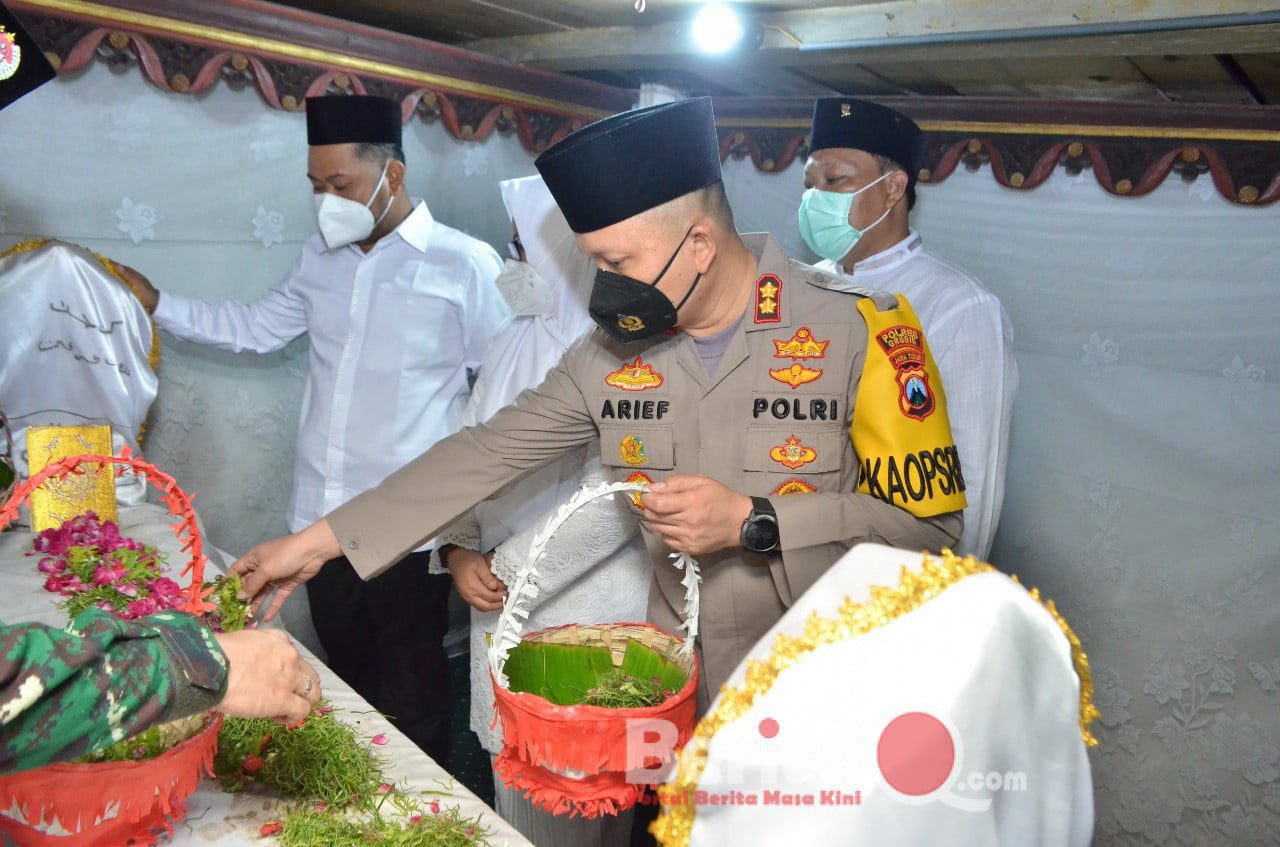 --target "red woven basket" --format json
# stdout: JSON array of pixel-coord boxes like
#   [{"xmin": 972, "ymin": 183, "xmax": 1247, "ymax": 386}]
[
  {"xmin": 0, "ymin": 451, "xmax": 220, "ymax": 846},
  {"xmin": 492, "ymin": 621, "xmax": 699, "ymax": 819},
  {"xmin": 484, "ymin": 482, "xmax": 703, "ymax": 819}
]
